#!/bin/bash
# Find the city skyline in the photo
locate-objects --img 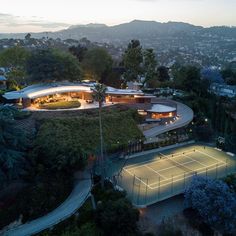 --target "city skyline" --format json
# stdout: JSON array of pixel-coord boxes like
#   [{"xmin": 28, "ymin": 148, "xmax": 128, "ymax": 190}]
[{"xmin": 0, "ymin": 0, "xmax": 236, "ymax": 33}]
